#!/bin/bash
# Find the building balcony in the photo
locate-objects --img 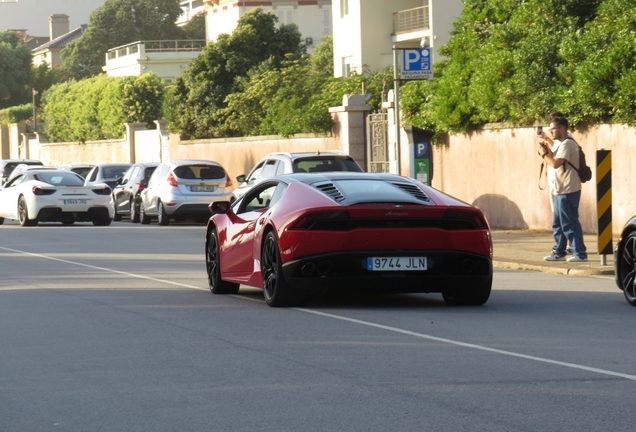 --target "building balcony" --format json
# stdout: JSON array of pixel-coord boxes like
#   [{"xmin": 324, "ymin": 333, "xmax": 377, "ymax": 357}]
[{"xmin": 392, "ymin": 4, "xmax": 430, "ymax": 43}]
